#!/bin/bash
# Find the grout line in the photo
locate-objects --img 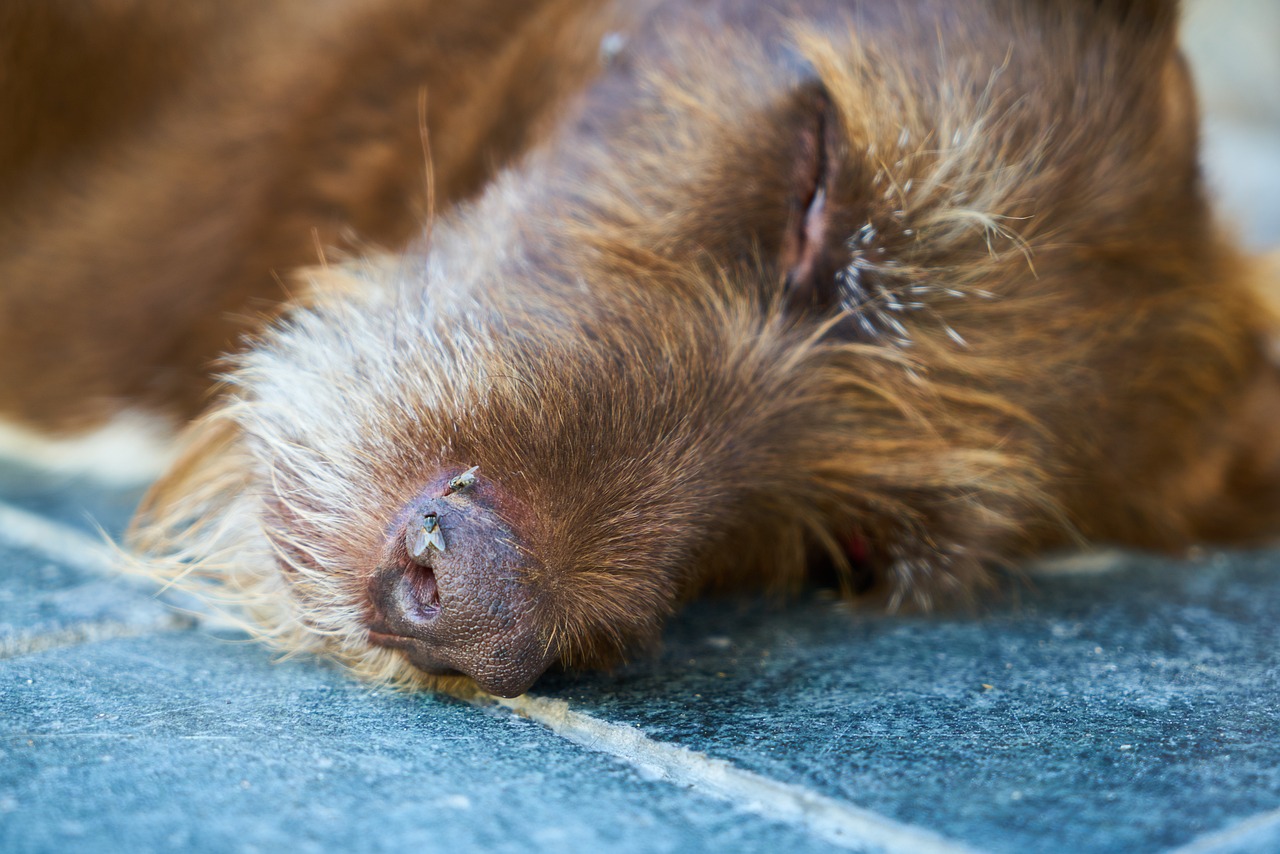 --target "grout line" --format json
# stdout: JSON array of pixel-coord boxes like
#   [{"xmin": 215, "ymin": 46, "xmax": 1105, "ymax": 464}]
[
  {"xmin": 1166, "ymin": 806, "xmax": 1280, "ymax": 854},
  {"xmin": 0, "ymin": 500, "xmax": 120, "ymax": 574},
  {"xmin": 0, "ymin": 614, "xmax": 193, "ymax": 660},
  {"xmin": 0, "ymin": 500, "xmax": 197, "ymax": 658},
  {"xmin": 1027, "ymin": 548, "xmax": 1127, "ymax": 575},
  {"xmin": 489, "ymin": 693, "xmax": 981, "ymax": 854}
]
